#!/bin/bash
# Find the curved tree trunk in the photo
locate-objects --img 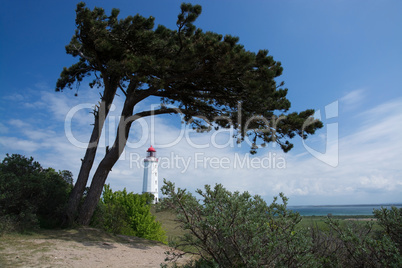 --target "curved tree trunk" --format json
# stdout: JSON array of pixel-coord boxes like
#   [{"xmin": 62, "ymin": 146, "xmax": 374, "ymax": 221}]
[
  {"xmin": 77, "ymin": 146, "xmax": 119, "ymax": 225},
  {"xmin": 63, "ymin": 82, "xmax": 118, "ymax": 226},
  {"xmin": 78, "ymin": 93, "xmax": 137, "ymax": 226},
  {"xmin": 62, "ymin": 112, "xmax": 102, "ymax": 226}
]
